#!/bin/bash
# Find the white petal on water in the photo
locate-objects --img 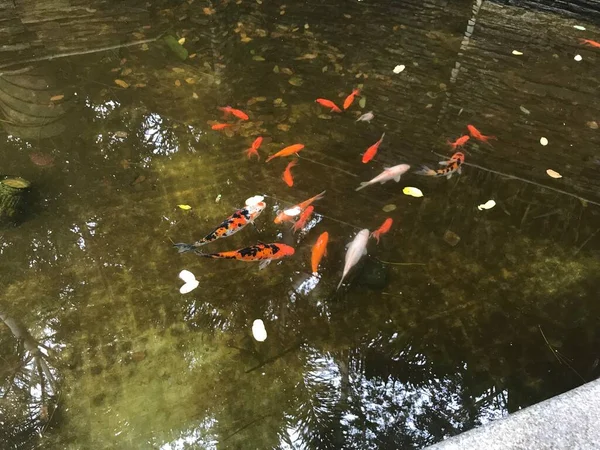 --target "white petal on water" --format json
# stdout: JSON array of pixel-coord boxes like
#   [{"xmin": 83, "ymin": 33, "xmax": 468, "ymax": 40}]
[
  {"xmin": 393, "ymin": 64, "xmax": 405, "ymax": 74},
  {"xmin": 252, "ymin": 319, "xmax": 267, "ymax": 342},
  {"xmin": 179, "ymin": 269, "xmax": 196, "ymax": 283},
  {"xmin": 573, "ymin": 25, "xmax": 586, "ymax": 31},
  {"xmin": 477, "ymin": 200, "xmax": 496, "ymax": 211},
  {"xmin": 574, "ymin": 54, "xmax": 583, "ymax": 62},
  {"xmin": 179, "ymin": 280, "xmax": 199, "ymax": 294},
  {"xmin": 519, "ymin": 105, "xmax": 531, "ymax": 115},
  {"xmin": 283, "ymin": 206, "xmax": 302, "ymax": 216},
  {"xmin": 512, "ymin": 50, "xmax": 523, "ymax": 55},
  {"xmin": 245, "ymin": 195, "xmax": 265, "ymax": 206},
  {"xmin": 540, "ymin": 137, "xmax": 549, "ymax": 146}
]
